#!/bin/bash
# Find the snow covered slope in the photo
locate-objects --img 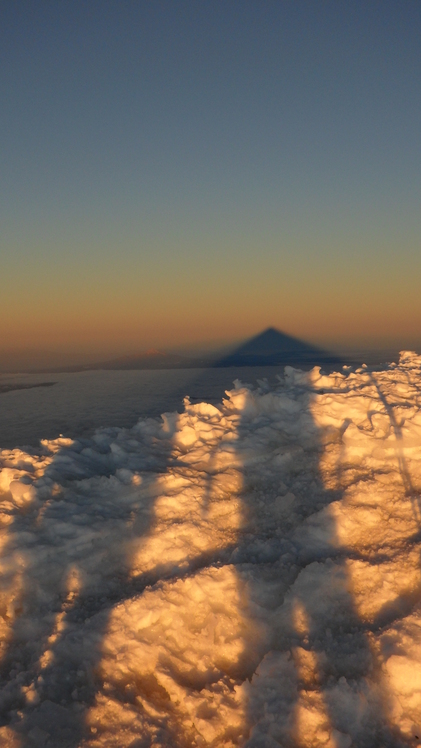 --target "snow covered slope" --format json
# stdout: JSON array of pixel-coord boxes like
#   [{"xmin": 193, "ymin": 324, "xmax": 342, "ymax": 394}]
[{"xmin": 1, "ymin": 352, "xmax": 421, "ymax": 747}]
